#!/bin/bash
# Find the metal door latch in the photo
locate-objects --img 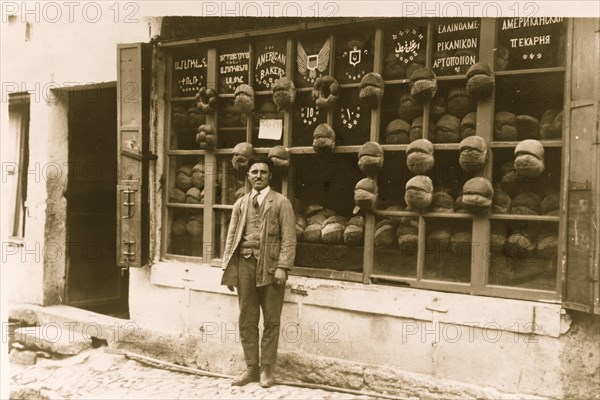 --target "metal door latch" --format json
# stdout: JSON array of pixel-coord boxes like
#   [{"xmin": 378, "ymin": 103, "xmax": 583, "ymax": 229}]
[{"xmin": 123, "ymin": 188, "xmax": 136, "ymax": 218}]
